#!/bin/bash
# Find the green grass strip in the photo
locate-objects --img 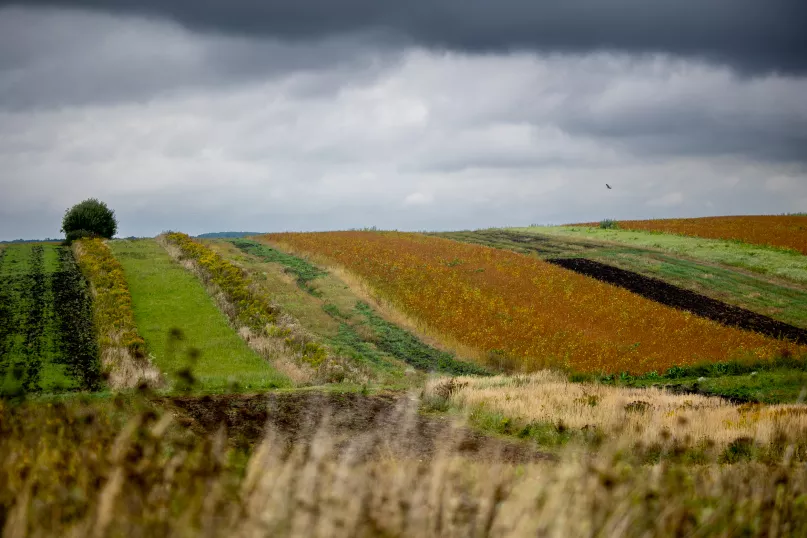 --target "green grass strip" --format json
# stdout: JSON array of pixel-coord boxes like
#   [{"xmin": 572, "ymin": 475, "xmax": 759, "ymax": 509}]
[
  {"xmin": 109, "ymin": 239, "xmax": 289, "ymax": 392},
  {"xmin": 354, "ymin": 302, "xmax": 490, "ymax": 376},
  {"xmin": 229, "ymin": 239, "xmax": 326, "ymax": 292}
]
